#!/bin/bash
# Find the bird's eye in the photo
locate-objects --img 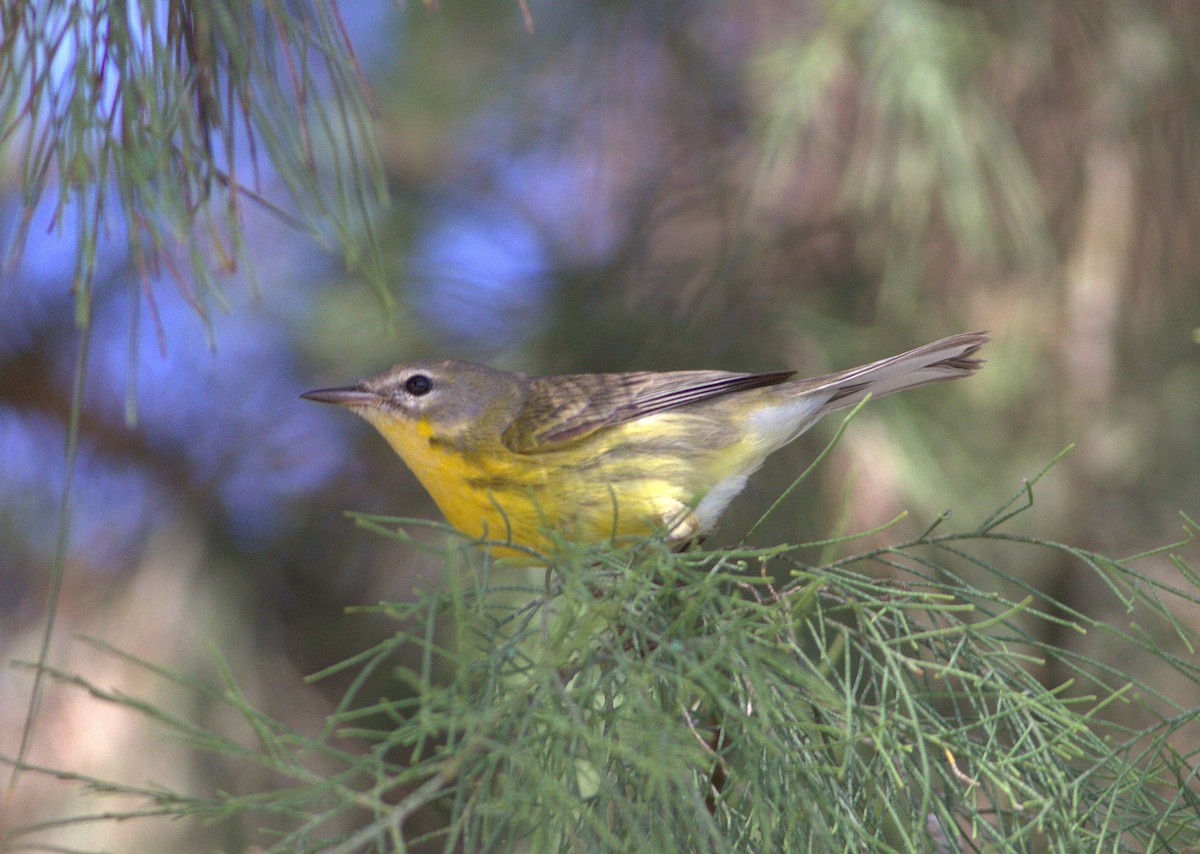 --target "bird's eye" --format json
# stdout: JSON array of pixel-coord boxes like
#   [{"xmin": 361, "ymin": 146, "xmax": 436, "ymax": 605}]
[{"xmin": 404, "ymin": 374, "xmax": 433, "ymax": 396}]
